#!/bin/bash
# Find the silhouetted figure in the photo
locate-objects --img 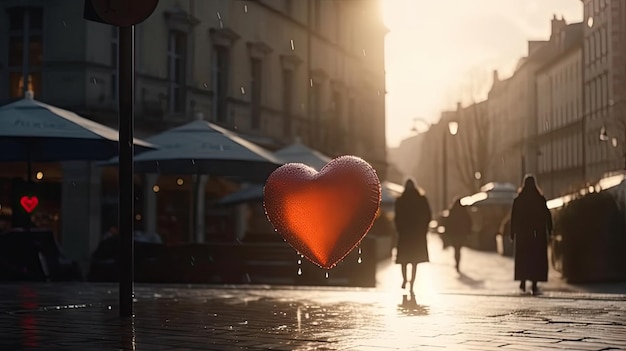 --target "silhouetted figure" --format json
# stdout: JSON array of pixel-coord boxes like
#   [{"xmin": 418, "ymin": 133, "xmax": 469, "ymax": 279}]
[
  {"xmin": 445, "ymin": 198, "xmax": 472, "ymax": 272},
  {"xmin": 394, "ymin": 179, "xmax": 432, "ymax": 292},
  {"xmin": 510, "ymin": 175, "xmax": 553, "ymax": 295}
]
